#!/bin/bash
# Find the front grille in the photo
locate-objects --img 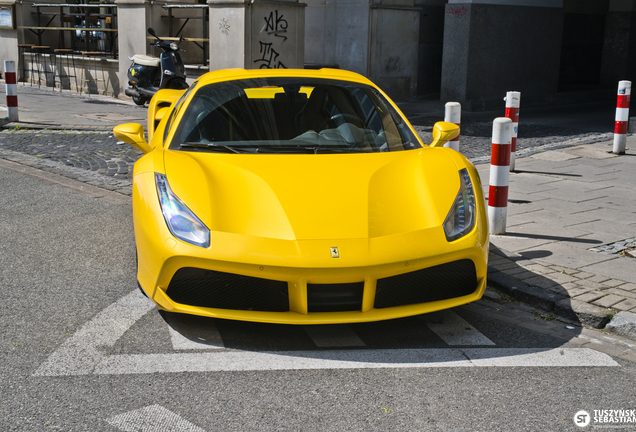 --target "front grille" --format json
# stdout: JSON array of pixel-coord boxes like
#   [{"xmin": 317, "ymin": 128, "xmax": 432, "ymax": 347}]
[
  {"xmin": 166, "ymin": 267, "xmax": 289, "ymax": 312},
  {"xmin": 307, "ymin": 282, "xmax": 364, "ymax": 312},
  {"xmin": 374, "ymin": 260, "xmax": 477, "ymax": 309}
]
